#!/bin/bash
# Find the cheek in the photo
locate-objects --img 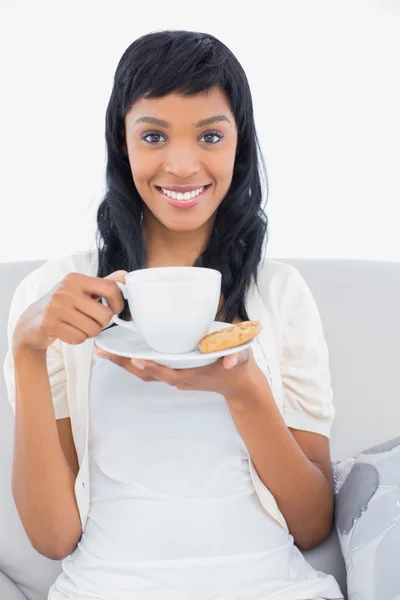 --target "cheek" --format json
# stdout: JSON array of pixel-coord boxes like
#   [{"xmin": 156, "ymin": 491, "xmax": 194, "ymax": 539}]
[
  {"xmin": 212, "ymin": 149, "xmax": 236, "ymax": 186},
  {"xmin": 128, "ymin": 146, "xmax": 159, "ymax": 186},
  {"xmin": 216, "ymin": 139, "xmax": 237, "ymax": 170}
]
